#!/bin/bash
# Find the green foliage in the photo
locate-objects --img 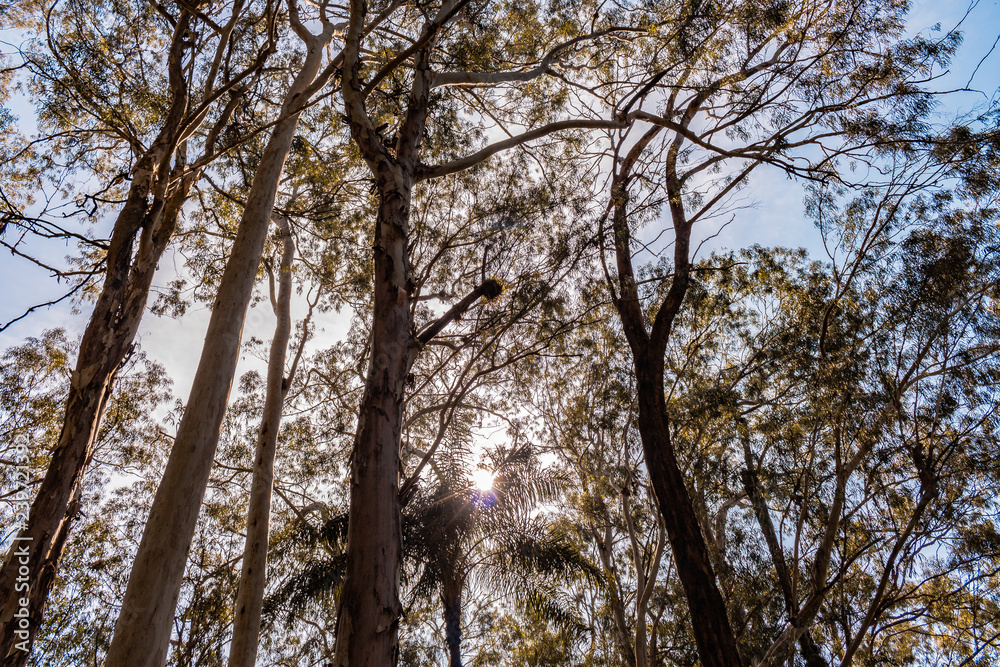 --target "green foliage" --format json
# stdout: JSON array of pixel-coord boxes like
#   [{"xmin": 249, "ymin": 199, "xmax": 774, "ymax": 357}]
[{"xmin": 3, "ymin": 0, "xmax": 999, "ymax": 664}]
